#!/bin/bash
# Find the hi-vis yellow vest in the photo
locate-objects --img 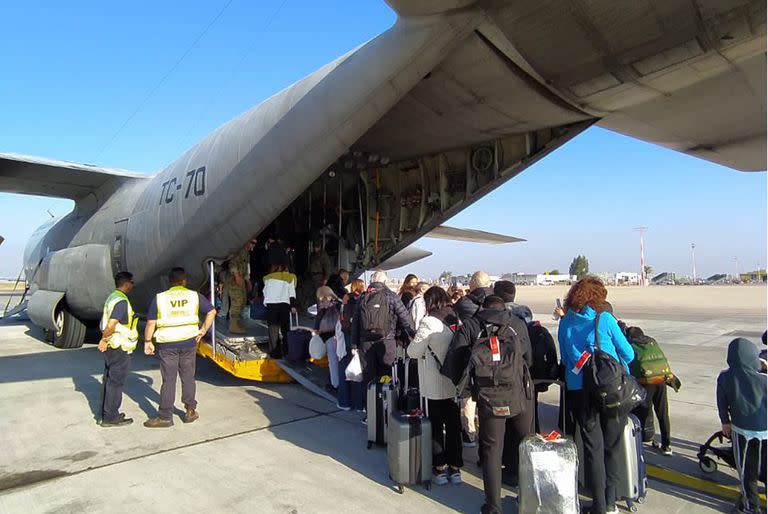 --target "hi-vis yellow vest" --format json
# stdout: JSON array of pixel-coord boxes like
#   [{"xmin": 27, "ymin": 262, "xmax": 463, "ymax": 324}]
[
  {"xmin": 100, "ymin": 290, "xmax": 139, "ymax": 352},
  {"xmin": 154, "ymin": 286, "xmax": 200, "ymax": 343}
]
